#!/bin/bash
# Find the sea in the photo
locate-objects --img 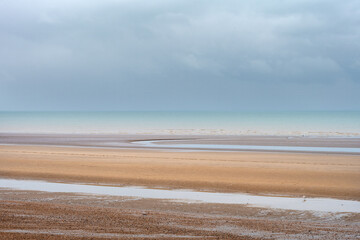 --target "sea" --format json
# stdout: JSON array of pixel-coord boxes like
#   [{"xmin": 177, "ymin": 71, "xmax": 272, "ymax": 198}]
[{"xmin": 0, "ymin": 111, "xmax": 359, "ymax": 137}]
